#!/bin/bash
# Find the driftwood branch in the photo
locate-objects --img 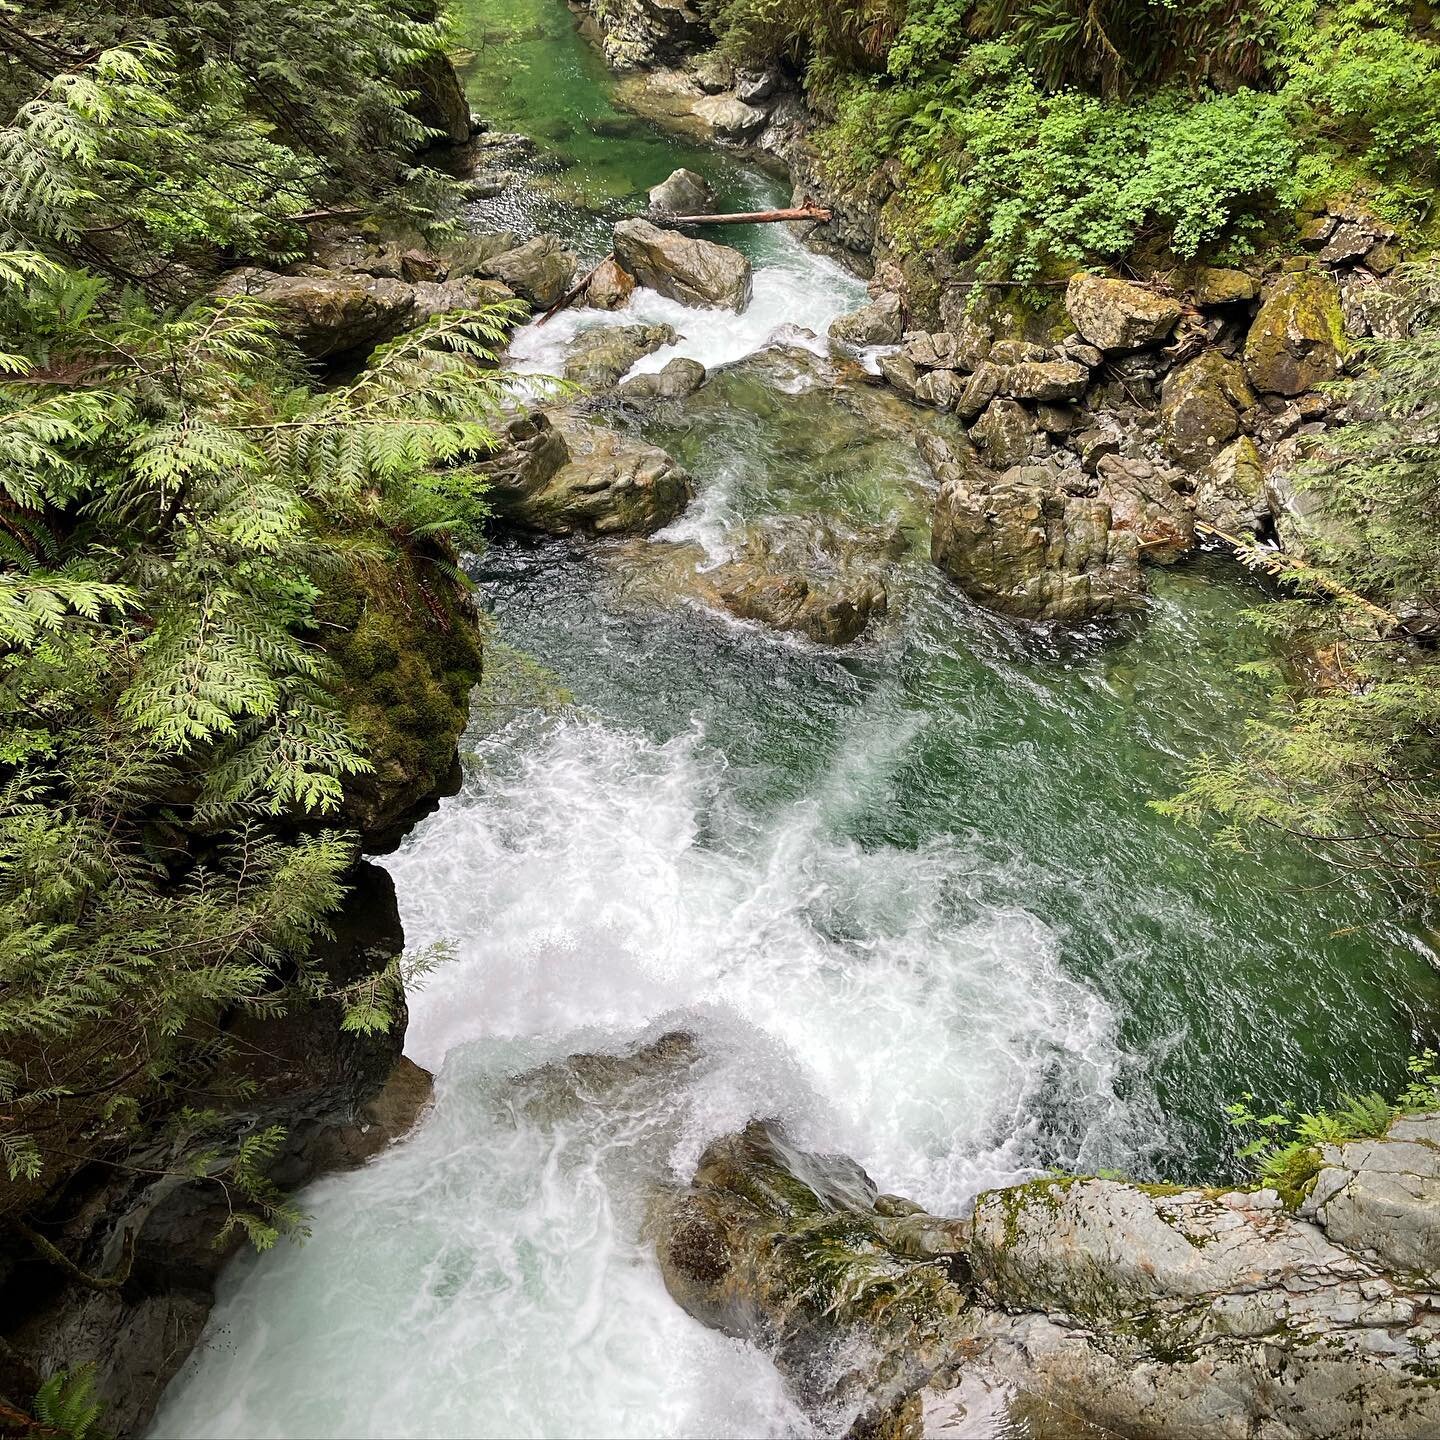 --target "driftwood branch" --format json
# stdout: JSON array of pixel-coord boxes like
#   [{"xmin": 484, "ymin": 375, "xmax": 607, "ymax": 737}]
[{"xmin": 658, "ymin": 205, "xmax": 831, "ymax": 227}]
